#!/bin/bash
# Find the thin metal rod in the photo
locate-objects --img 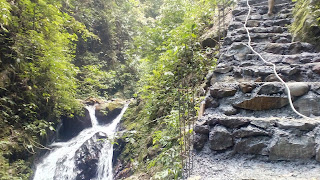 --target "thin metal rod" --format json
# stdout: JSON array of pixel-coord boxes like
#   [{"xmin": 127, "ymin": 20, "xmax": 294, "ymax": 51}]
[
  {"xmin": 192, "ymin": 89, "xmax": 195, "ymax": 171},
  {"xmin": 223, "ymin": 0, "xmax": 225, "ymax": 38},
  {"xmin": 178, "ymin": 92, "xmax": 184, "ymax": 178},
  {"xmin": 187, "ymin": 89, "xmax": 191, "ymax": 178}
]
